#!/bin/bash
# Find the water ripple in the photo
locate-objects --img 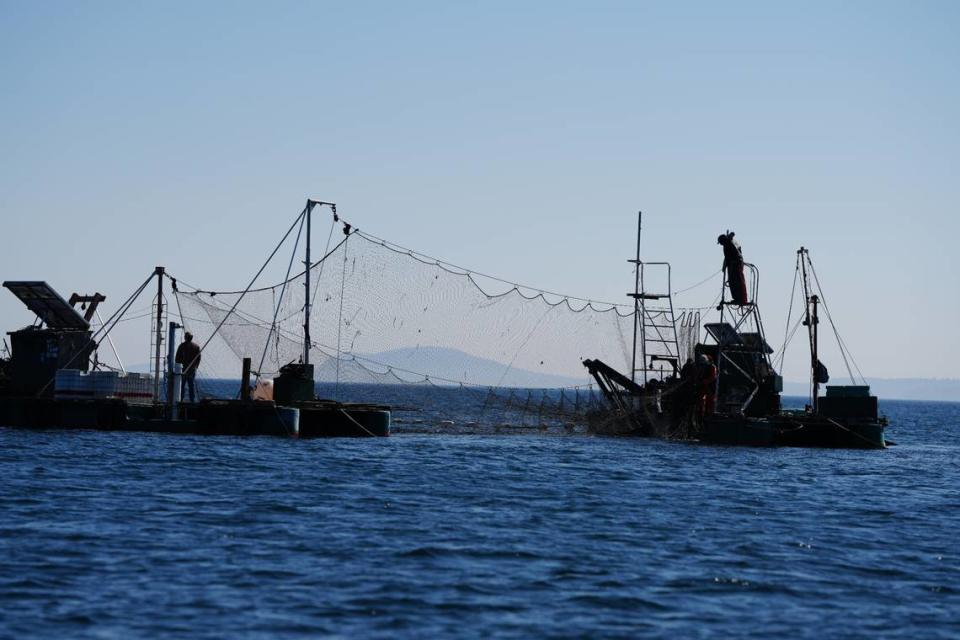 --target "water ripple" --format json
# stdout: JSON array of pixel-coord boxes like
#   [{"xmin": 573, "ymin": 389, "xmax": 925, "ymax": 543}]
[{"xmin": 0, "ymin": 399, "xmax": 958, "ymax": 638}]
